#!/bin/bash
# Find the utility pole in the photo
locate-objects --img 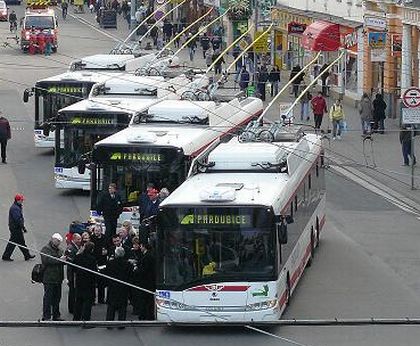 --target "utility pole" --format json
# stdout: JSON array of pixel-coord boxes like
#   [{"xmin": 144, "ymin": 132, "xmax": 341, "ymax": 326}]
[
  {"xmin": 130, "ymin": 0, "xmax": 137, "ymax": 38},
  {"xmin": 253, "ymin": 0, "xmax": 258, "ymax": 84}
]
